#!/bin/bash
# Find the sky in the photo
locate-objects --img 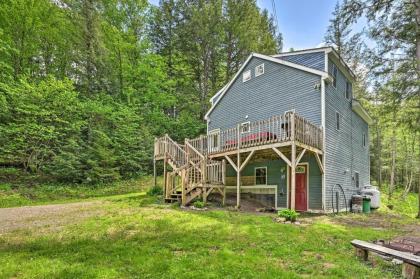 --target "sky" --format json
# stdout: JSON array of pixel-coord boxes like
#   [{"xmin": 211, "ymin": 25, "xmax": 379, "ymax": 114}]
[
  {"xmin": 148, "ymin": 0, "xmax": 349, "ymax": 51},
  {"xmin": 256, "ymin": 0, "xmax": 338, "ymax": 50}
]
